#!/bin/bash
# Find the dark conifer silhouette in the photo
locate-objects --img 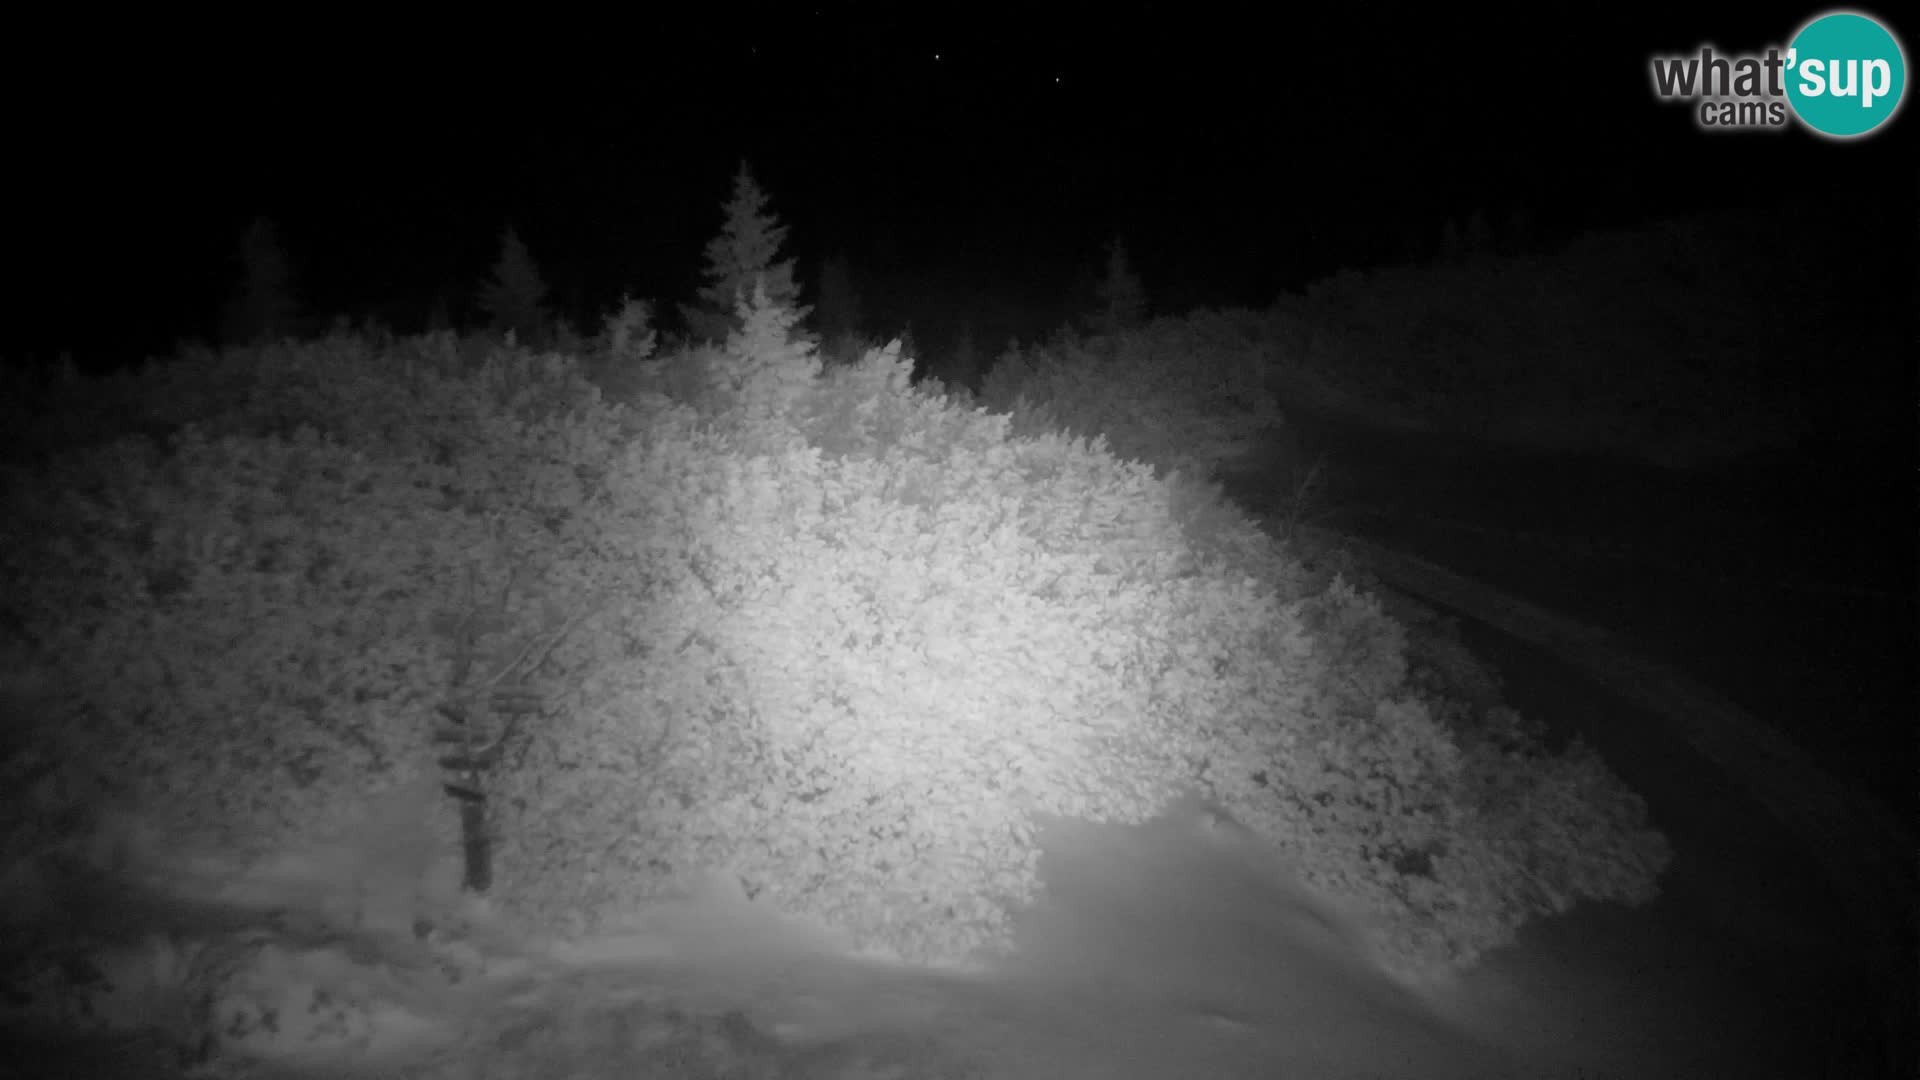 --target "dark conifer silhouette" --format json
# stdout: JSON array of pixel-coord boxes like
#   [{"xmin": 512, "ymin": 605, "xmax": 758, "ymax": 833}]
[
  {"xmin": 478, "ymin": 225, "xmax": 553, "ymax": 345},
  {"xmin": 681, "ymin": 161, "xmax": 808, "ymax": 343},
  {"xmin": 218, "ymin": 216, "xmax": 302, "ymax": 346}
]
